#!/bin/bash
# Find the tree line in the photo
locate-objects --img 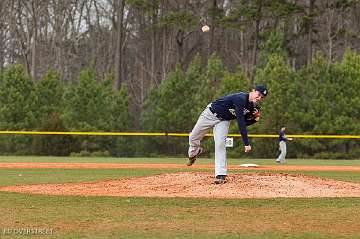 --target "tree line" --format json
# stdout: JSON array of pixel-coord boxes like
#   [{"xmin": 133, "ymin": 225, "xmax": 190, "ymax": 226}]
[
  {"xmin": 1, "ymin": 0, "xmax": 360, "ymax": 117},
  {"xmin": 0, "ymin": 49, "xmax": 359, "ymax": 158},
  {"xmin": 0, "ymin": 0, "xmax": 359, "ymax": 158}
]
